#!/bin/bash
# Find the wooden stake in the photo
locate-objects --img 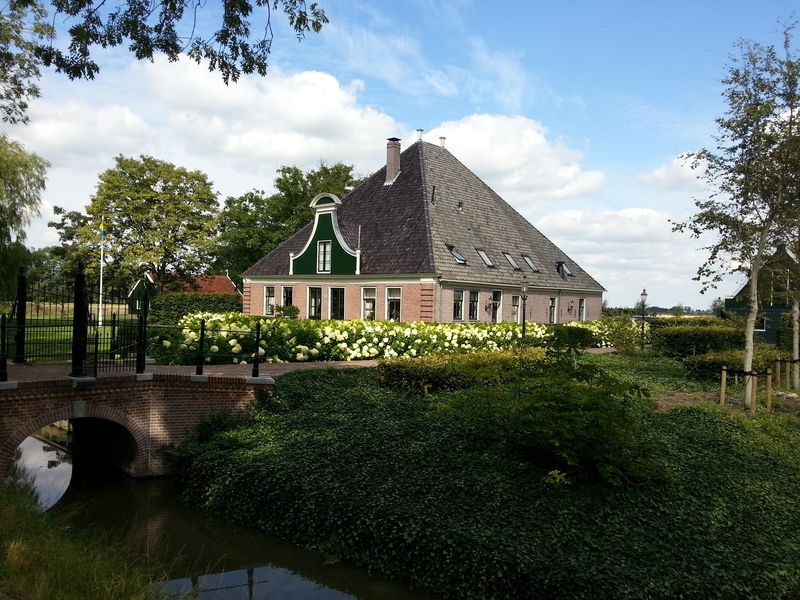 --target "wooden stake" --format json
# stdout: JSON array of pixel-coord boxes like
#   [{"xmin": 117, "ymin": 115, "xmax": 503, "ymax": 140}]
[
  {"xmin": 750, "ymin": 372, "xmax": 758, "ymax": 414},
  {"xmin": 766, "ymin": 368, "xmax": 772, "ymax": 412},
  {"xmin": 720, "ymin": 366, "xmax": 727, "ymax": 406},
  {"xmin": 774, "ymin": 361, "xmax": 780, "ymax": 388},
  {"xmin": 786, "ymin": 360, "xmax": 791, "ymax": 389}
]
